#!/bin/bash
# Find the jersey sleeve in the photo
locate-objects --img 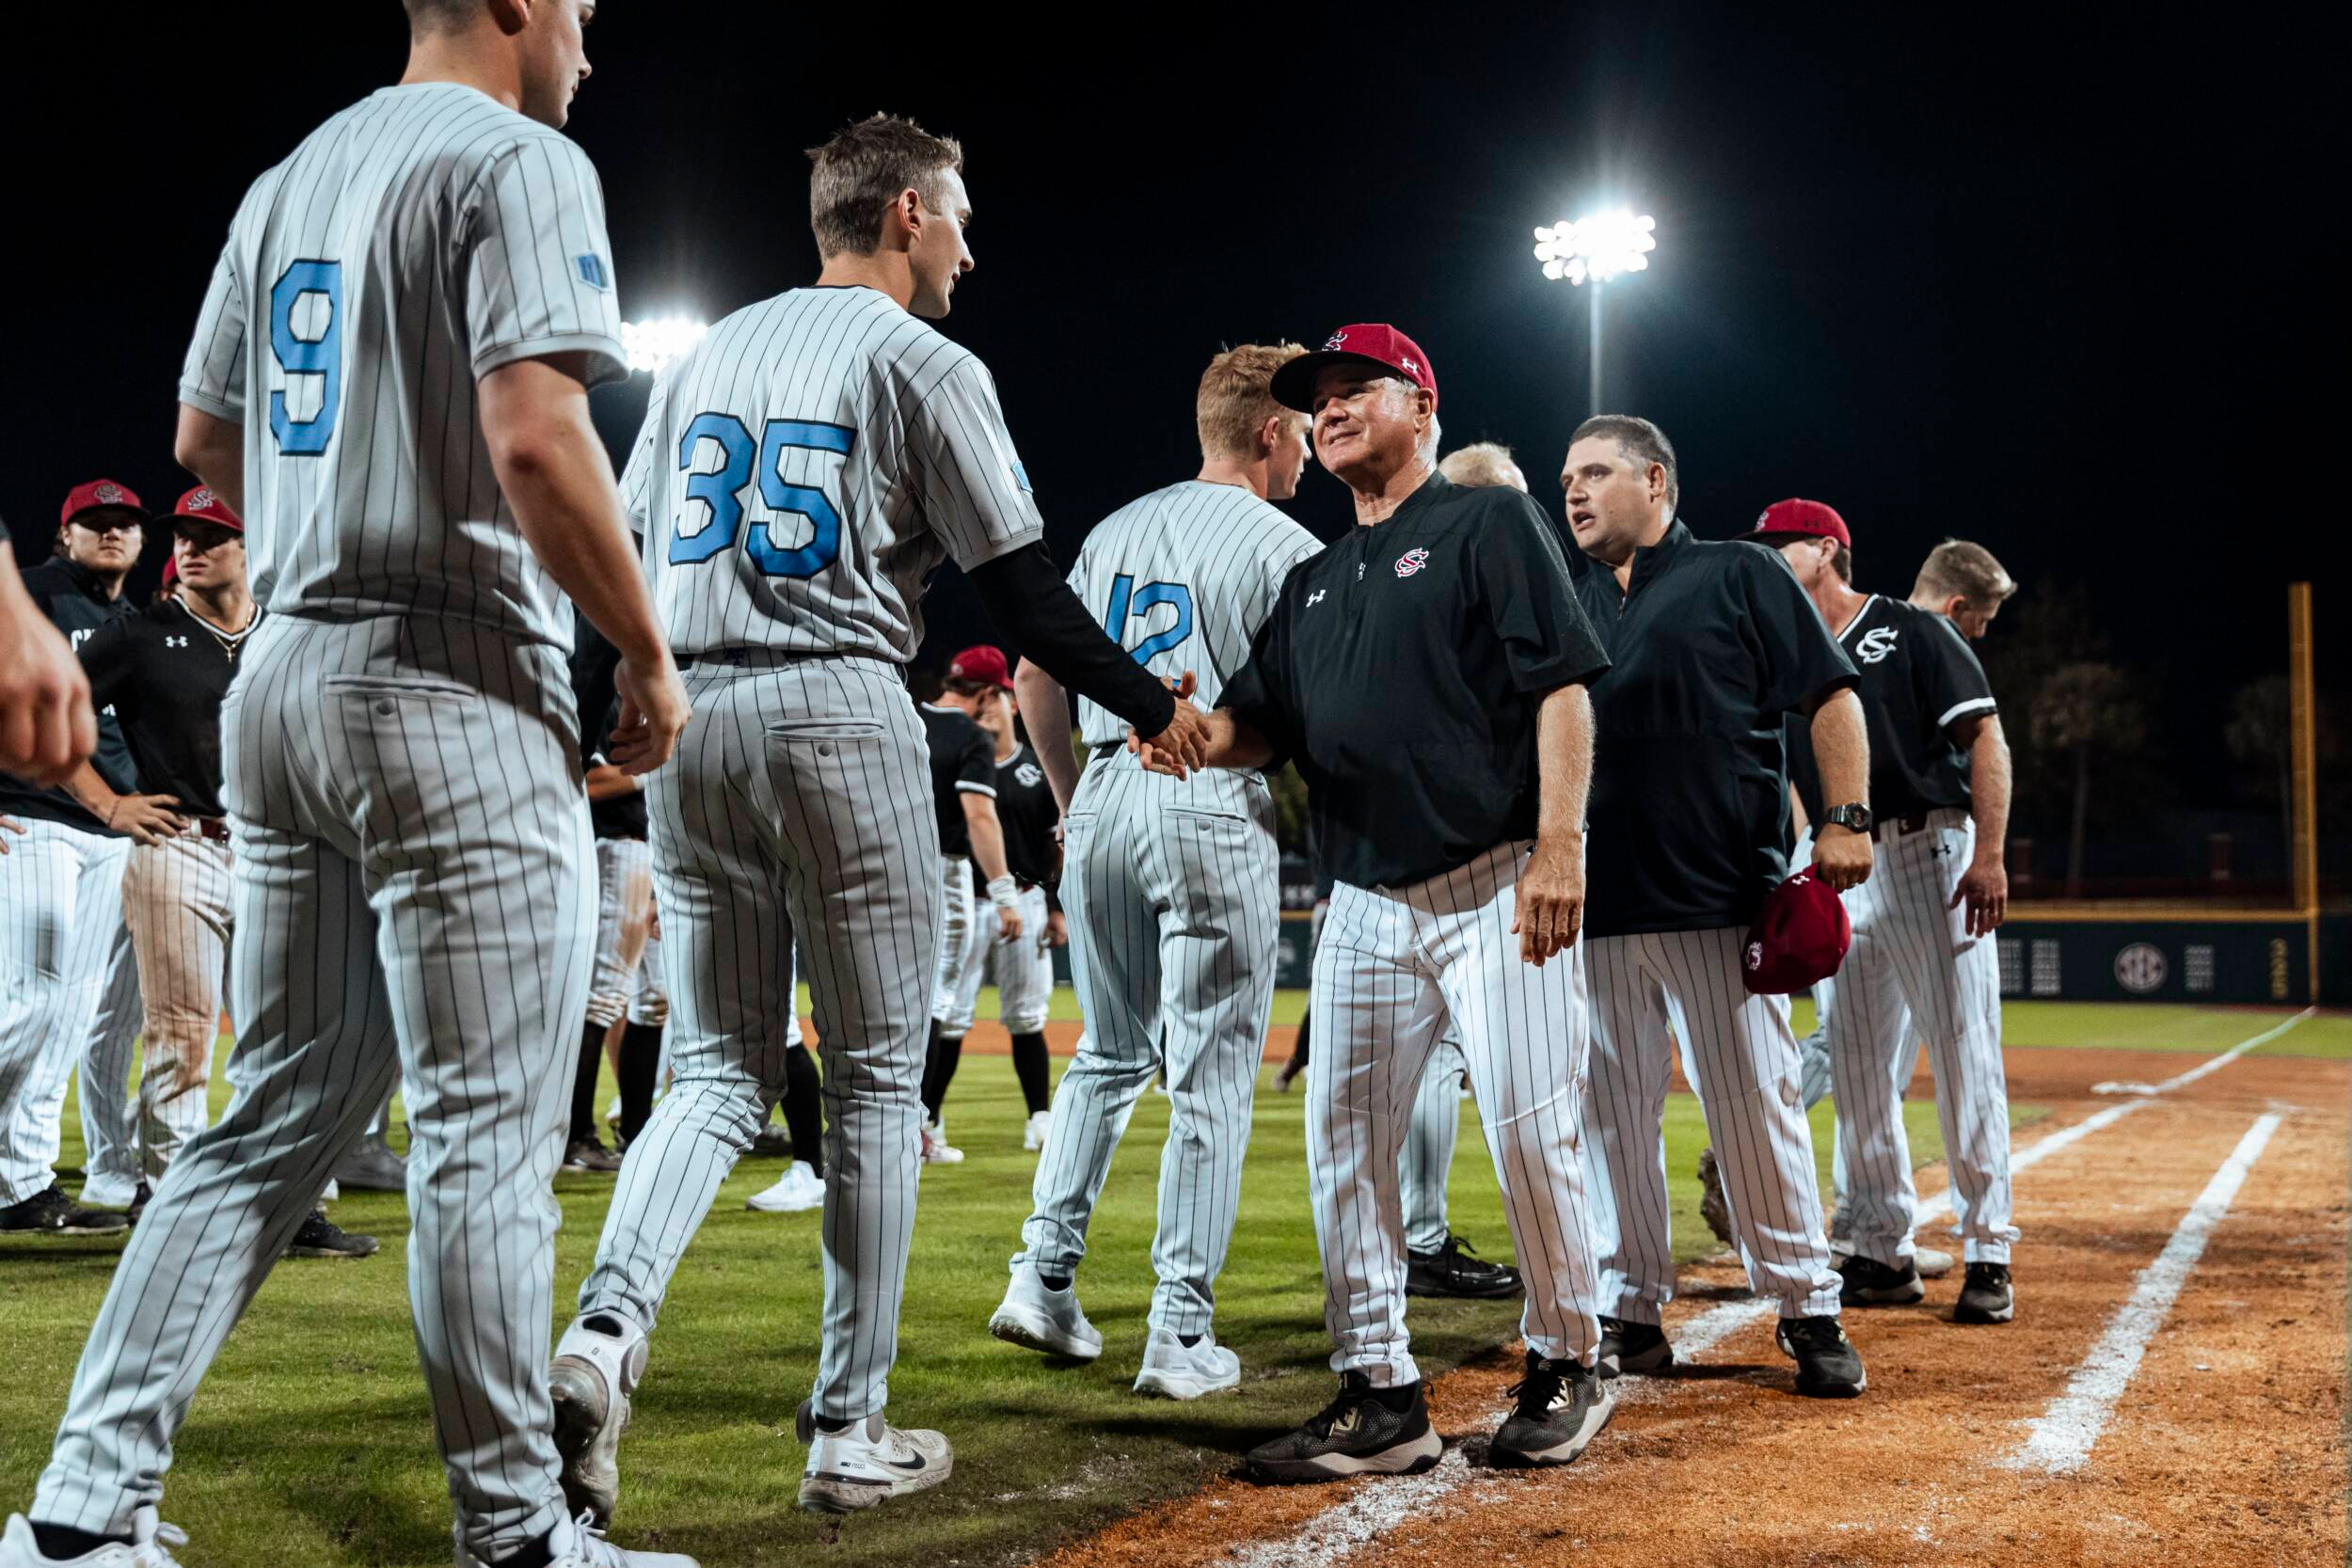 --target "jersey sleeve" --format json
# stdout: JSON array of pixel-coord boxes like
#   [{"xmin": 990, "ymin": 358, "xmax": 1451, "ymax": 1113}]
[
  {"xmin": 1740, "ymin": 547, "xmax": 1860, "ymax": 715},
  {"xmin": 1219, "ymin": 595, "xmax": 1302, "ymax": 767},
  {"xmin": 460, "ymin": 135, "xmax": 627, "ymax": 388},
  {"xmin": 178, "ymin": 235, "xmax": 247, "ymax": 421},
  {"xmin": 1917, "ymin": 614, "xmax": 1998, "ymax": 733},
  {"xmin": 956, "ymin": 726, "xmax": 998, "ymax": 799},
  {"xmin": 1470, "ymin": 495, "xmax": 1613, "ymax": 692},
  {"xmin": 76, "ymin": 620, "xmax": 139, "ymax": 719},
  {"xmin": 904, "ymin": 353, "xmax": 1047, "ymax": 572}
]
